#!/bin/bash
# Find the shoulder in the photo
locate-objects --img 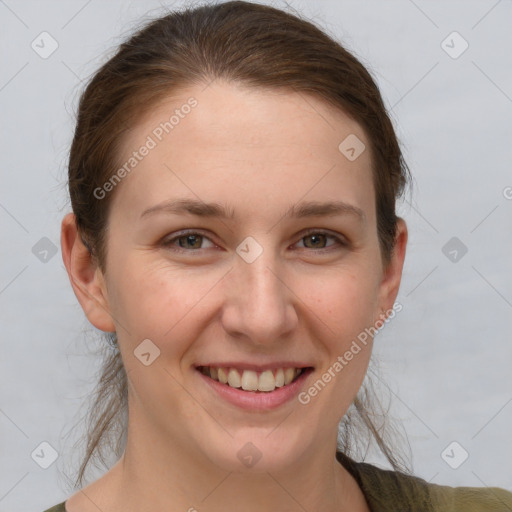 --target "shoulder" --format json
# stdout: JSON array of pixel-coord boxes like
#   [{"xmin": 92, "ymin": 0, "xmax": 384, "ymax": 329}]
[
  {"xmin": 42, "ymin": 502, "xmax": 66, "ymax": 512},
  {"xmin": 429, "ymin": 484, "xmax": 512, "ymax": 511},
  {"xmin": 336, "ymin": 451, "xmax": 512, "ymax": 511}
]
